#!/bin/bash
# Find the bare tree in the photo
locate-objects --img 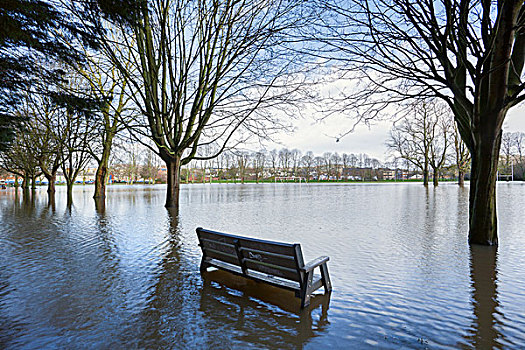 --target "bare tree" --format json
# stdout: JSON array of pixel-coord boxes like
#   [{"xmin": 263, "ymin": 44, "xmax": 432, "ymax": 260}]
[
  {"xmin": 316, "ymin": 0, "xmax": 525, "ymax": 245},
  {"xmin": 58, "ymin": 109, "xmax": 96, "ymax": 203},
  {"xmin": 341, "ymin": 153, "xmax": 350, "ymax": 179},
  {"xmin": 88, "ymin": 0, "xmax": 308, "ymax": 208},
  {"xmin": 349, "ymin": 153, "xmax": 358, "ymax": 168},
  {"xmin": 0, "ymin": 122, "xmax": 40, "ymax": 190},
  {"xmin": 513, "ymin": 132, "xmax": 525, "ymax": 179},
  {"xmin": 331, "ymin": 152, "xmax": 341, "ymax": 179},
  {"xmin": 314, "ymin": 156, "xmax": 324, "ymax": 180},
  {"xmin": 322, "ymin": 152, "xmax": 332, "ymax": 178},
  {"xmin": 387, "ymin": 102, "xmax": 445, "ymax": 186},
  {"xmin": 215, "ymin": 152, "xmax": 228, "ymax": 183},
  {"xmin": 24, "ymin": 96, "xmax": 64, "ymax": 197},
  {"xmin": 429, "ymin": 116, "xmax": 452, "ymax": 186},
  {"xmin": 269, "ymin": 149, "xmax": 279, "ymax": 178},
  {"xmin": 500, "ymin": 132, "xmax": 515, "ymax": 175},
  {"xmin": 140, "ymin": 148, "xmax": 161, "ymax": 184},
  {"xmin": 291, "ymin": 149, "xmax": 302, "ymax": 176},
  {"xmin": 253, "ymin": 150, "xmax": 267, "ymax": 183},
  {"xmin": 77, "ymin": 52, "xmax": 133, "ymax": 199},
  {"xmin": 225, "ymin": 152, "xmax": 238, "ymax": 183},
  {"xmin": 301, "ymin": 151, "xmax": 314, "ymax": 180},
  {"xmin": 236, "ymin": 152, "xmax": 250, "ymax": 184},
  {"xmin": 279, "ymin": 148, "xmax": 292, "ymax": 176}
]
